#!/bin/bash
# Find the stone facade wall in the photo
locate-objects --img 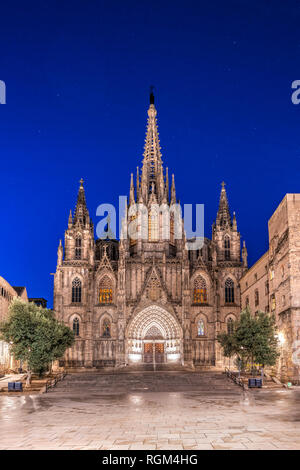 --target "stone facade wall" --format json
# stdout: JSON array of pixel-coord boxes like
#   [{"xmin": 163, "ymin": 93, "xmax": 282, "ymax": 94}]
[
  {"xmin": 240, "ymin": 252, "xmax": 269, "ymax": 314},
  {"xmin": 0, "ymin": 276, "xmax": 28, "ymax": 368},
  {"xmin": 240, "ymin": 194, "xmax": 300, "ymax": 382}
]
